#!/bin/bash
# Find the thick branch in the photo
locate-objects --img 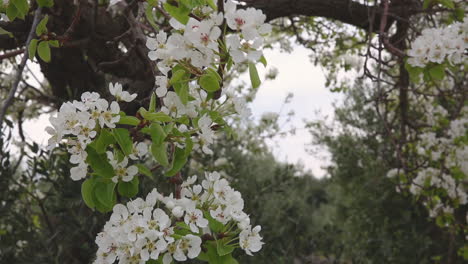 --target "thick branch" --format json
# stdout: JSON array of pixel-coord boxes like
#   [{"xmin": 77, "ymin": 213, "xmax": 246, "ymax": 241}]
[{"xmin": 243, "ymin": 0, "xmax": 419, "ymax": 32}]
